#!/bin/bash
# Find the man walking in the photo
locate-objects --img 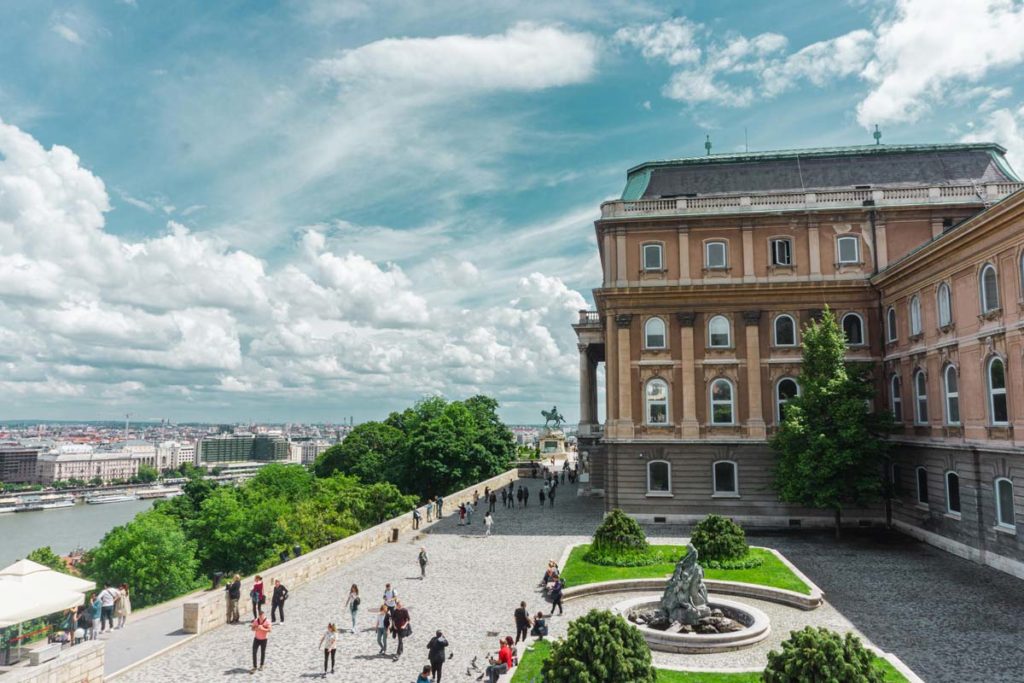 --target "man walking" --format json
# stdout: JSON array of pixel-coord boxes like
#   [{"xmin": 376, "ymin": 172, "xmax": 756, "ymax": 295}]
[
  {"xmin": 391, "ymin": 600, "xmax": 410, "ymax": 660},
  {"xmin": 516, "ymin": 487, "xmax": 523, "ymax": 509},
  {"xmin": 383, "ymin": 583, "xmax": 398, "ymax": 616},
  {"xmin": 501, "ymin": 488, "xmax": 508, "ymax": 509},
  {"xmin": 514, "ymin": 601, "xmax": 531, "ymax": 644},
  {"xmin": 523, "ymin": 487, "xmax": 530, "ymax": 507},
  {"xmin": 270, "ymin": 579, "xmax": 288, "ymax": 623},
  {"xmin": 418, "ymin": 547, "xmax": 428, "ymax": 579},
  {"xmin": 225, "ymin": 574, "xmax": 241, "ymax": 624},
  {"xmin": 549, "ymin": 487, "xmax": 556, "ymax": 507},
  {"xmin": 539, "ymin": 488, "xmax": 546, "ymax": 507},
  {"xmin": 413, "ymin": 507, "xmax": 421, "ymax": 530},
  {"xmin": 549, "ymin": 578, "xmax": 565, "ymax": 616},
  {"xmin": 250, "ymin": 608, "xmax": 271, "ymax": 673},
  {"xmin": 436, "ymin": 495, "xmax": 444, "ymax": 518},
  {"xmin": 98, "ymin": 583, "xmax": 119, "ymax": 633},
  {"xmin": 488, "ymin": 491, "xmax": 497, "ymax": 513}
]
